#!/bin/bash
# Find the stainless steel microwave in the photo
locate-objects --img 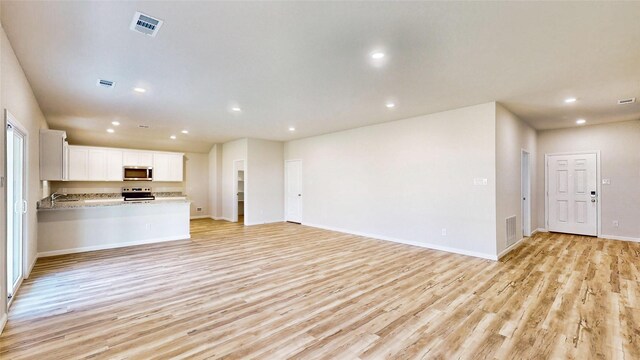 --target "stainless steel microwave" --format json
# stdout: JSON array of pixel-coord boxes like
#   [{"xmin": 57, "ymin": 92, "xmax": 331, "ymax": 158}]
[{"xmin": 123, "ymin": 166, "xmax": 153, "ymax": 181}]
